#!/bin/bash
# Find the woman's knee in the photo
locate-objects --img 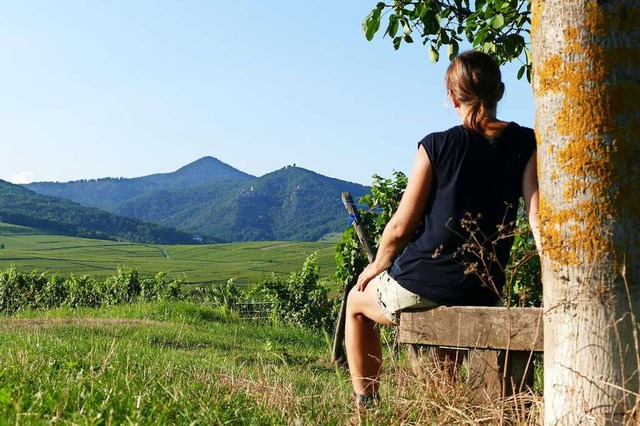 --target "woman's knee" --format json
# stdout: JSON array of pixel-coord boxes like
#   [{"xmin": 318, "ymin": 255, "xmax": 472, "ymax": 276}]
[{"xmin": 347, "ymin": 286, "xmax": 373, "ymax": 316}]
